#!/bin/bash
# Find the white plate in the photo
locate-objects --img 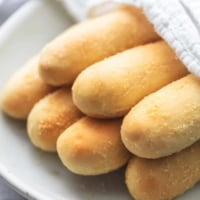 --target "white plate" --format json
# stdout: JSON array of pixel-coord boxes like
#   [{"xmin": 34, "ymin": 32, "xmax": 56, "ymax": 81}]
[{"xmin": 0, "ymin": 1, "xmax": 199, "ymax": 200}]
